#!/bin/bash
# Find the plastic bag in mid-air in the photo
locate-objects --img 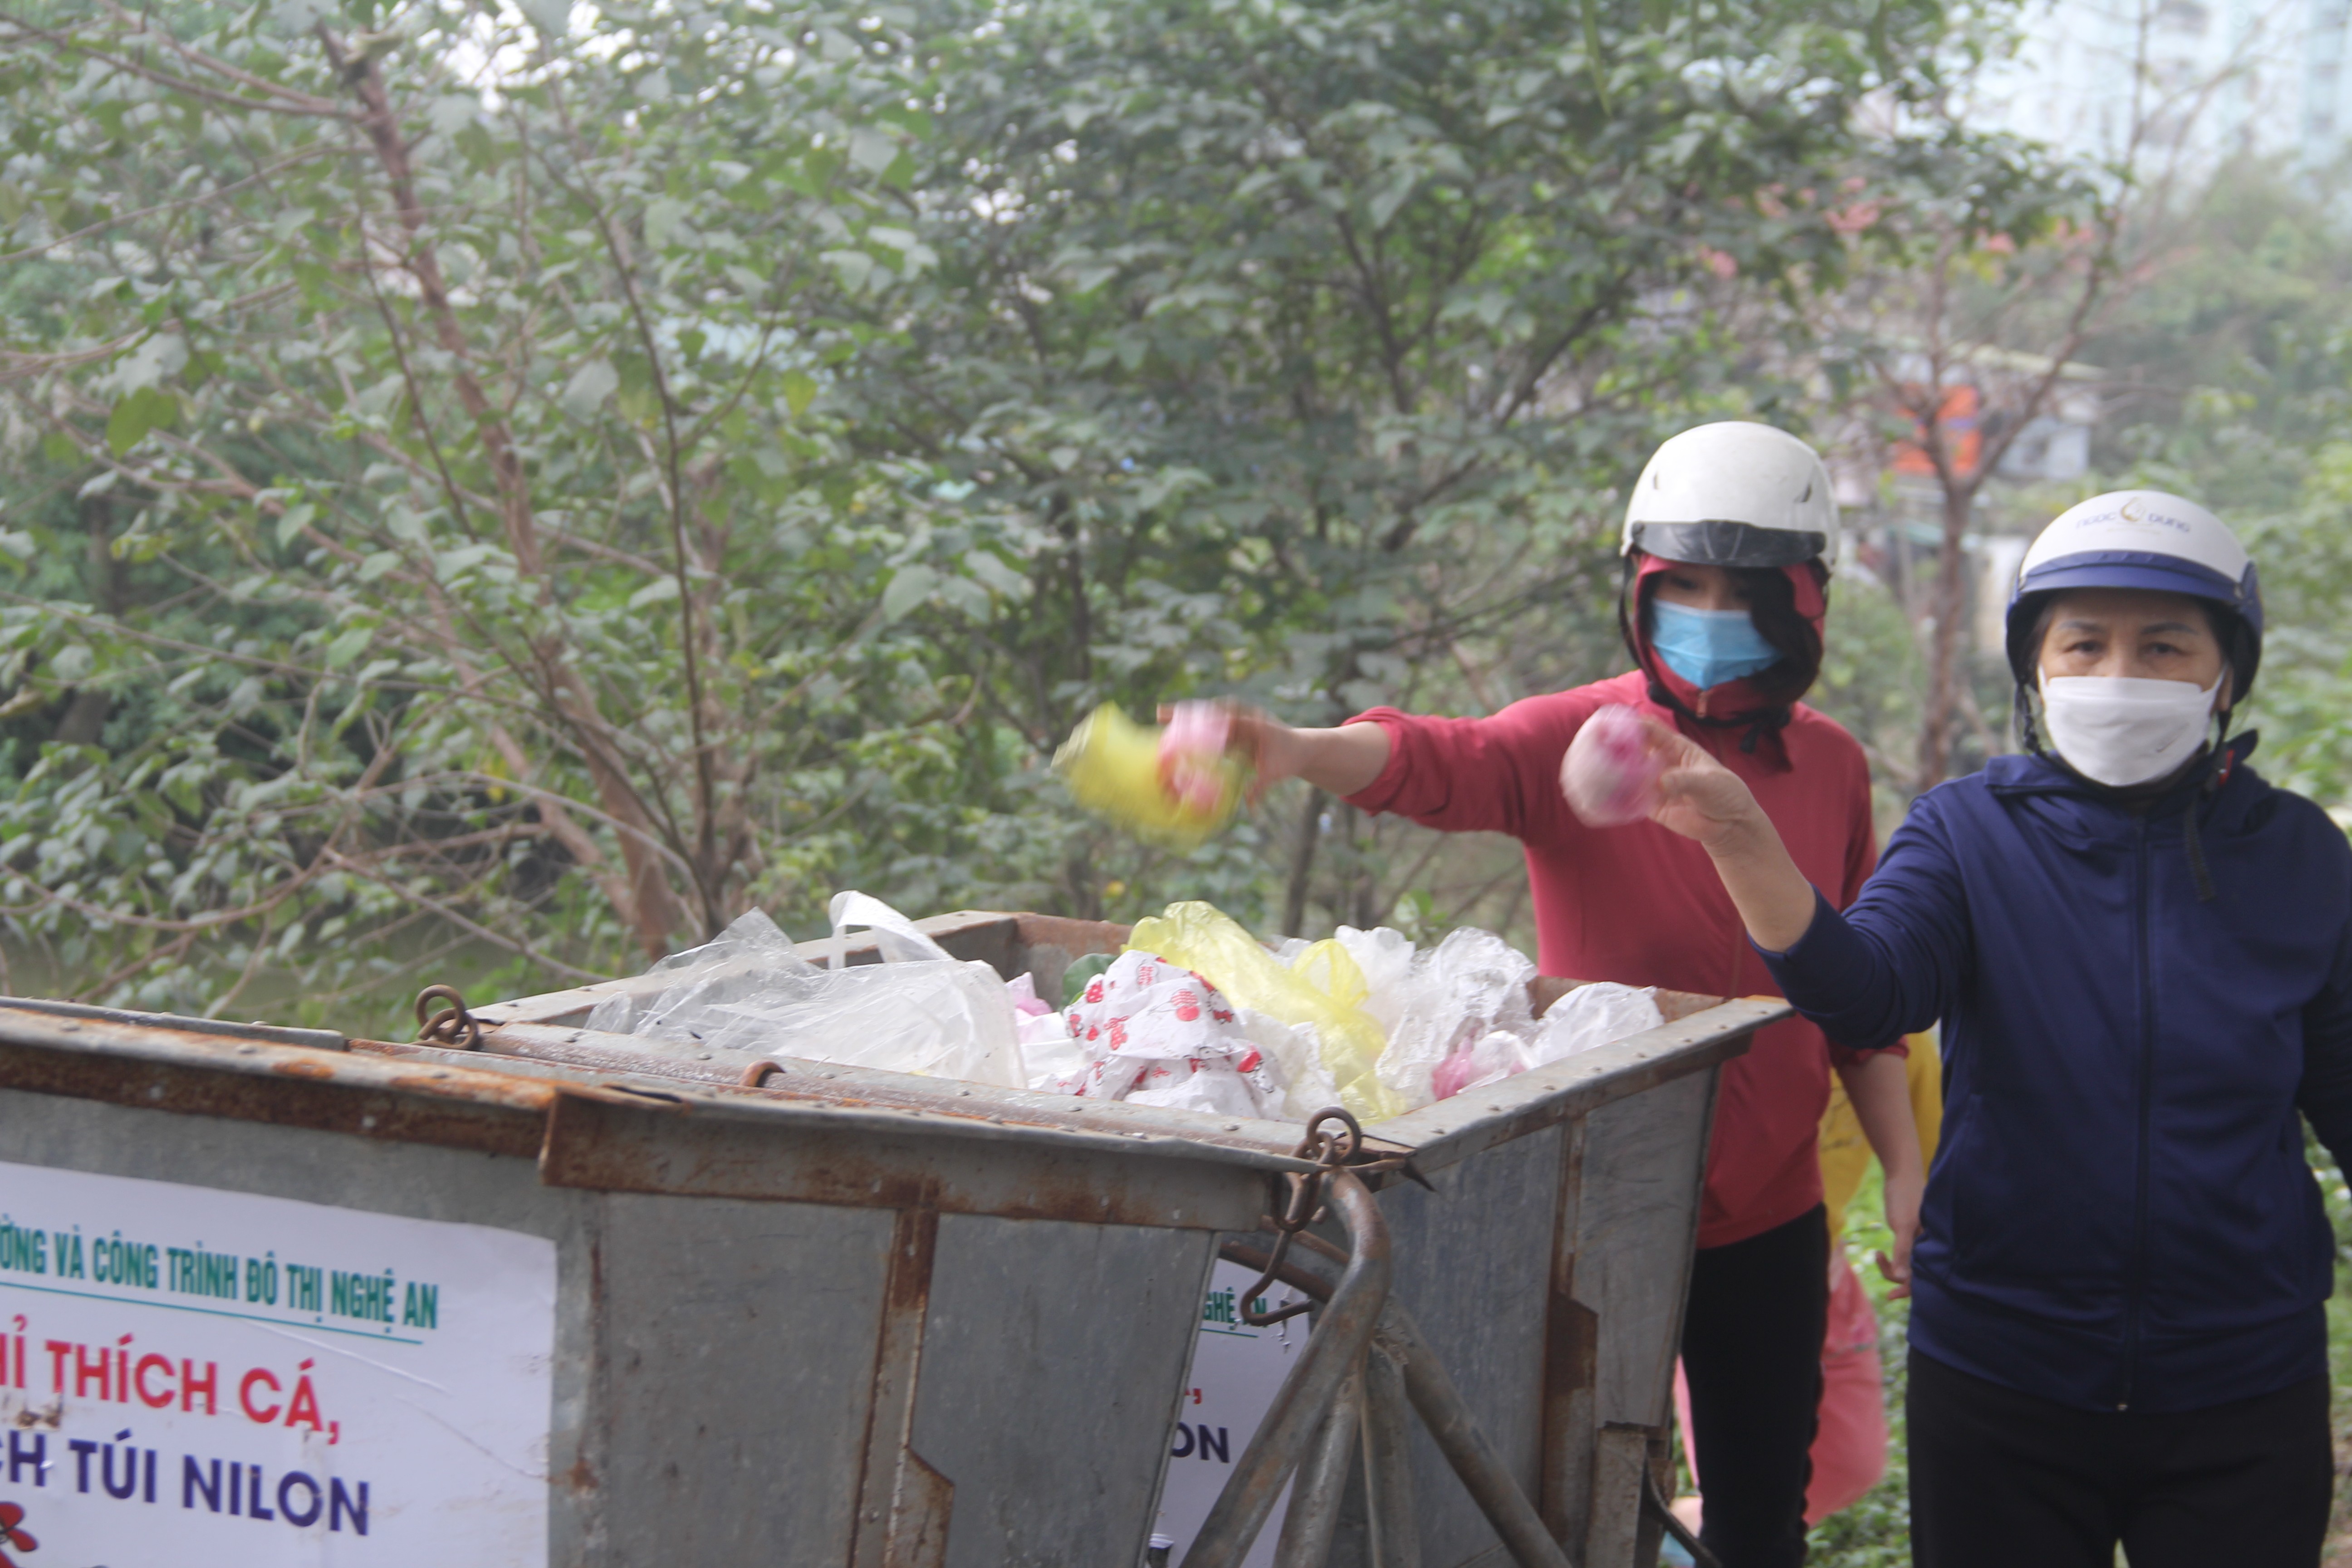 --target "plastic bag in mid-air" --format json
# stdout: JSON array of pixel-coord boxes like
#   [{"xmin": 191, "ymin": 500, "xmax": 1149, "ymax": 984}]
[
  {"xmin": 1124, "ymin": 902, "xmax": 1406, "ymax": 1123},
  {"xmin": 1052, "ymin": 703, "xmax": 1247, "ymax": 849},
  {"xmin": 1559, "ymin": 704, "xmax": 1670, "ymax": 828},
  {"xmin": 584, "ymin": 892, "xmax": 1027, "ymax": 1088}
]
